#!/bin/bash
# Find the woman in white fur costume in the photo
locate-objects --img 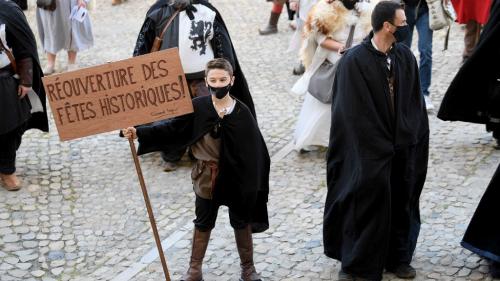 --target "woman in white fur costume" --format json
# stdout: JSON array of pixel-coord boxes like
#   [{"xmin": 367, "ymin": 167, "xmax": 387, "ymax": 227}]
[{"xmin": 291, "ymin": 0, "xmax": 377, "ymax": 152}]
